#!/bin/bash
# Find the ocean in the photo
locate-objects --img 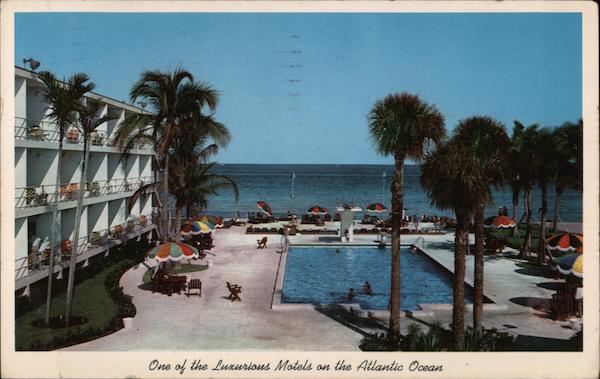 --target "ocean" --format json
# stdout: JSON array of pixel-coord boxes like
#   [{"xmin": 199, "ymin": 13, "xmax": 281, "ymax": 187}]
[{"xmin": 199, "ymin": 164, "xmax": 582, "ymax": 222}]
